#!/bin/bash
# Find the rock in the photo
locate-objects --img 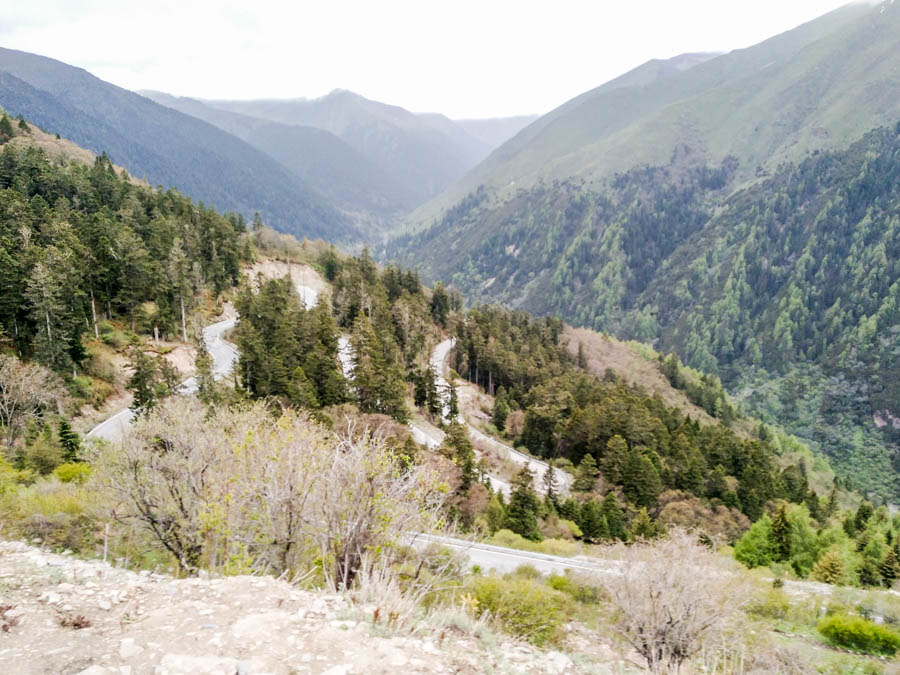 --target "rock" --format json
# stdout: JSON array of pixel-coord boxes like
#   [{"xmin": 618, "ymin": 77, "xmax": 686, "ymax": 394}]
[
  {"xmin": 155, "ymin": 654, "xmax": 241, "ymax": 675},
  {"xmin": 76, "ymin": 667, "xmax": 110, "ymax": 675},
  {"xmin": 321, "ymin": 666, "xmax": 351, "ymax": 675},
  {"xmin": 544, "ymin": 651, "xmax": 574, "ymax": 674},
  {"xmin": 231, "ymin": 612, "xmax": 293, "ymax": 641},
  {"xmin": 98, "ymin": 599, "xmax": 112, "ymax": 611},
  {"xmin": 119, "ymin": 638, "xmax": 145, "ymax": 659}
]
